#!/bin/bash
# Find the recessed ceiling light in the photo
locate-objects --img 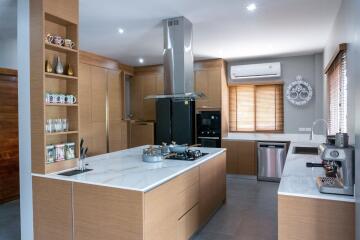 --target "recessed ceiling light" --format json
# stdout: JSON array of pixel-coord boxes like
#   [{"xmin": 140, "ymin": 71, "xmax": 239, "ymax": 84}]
[
  {"xmin": 139, "ymin": 58, "xmax": 144, "ymax": 64},
  {"xmin": 118, "ymin": 28, "xmax": 125, "ymax": 34},
  {"xmin": 246, "ymin": 3, "xmax": 257, "ymax": 12}
]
